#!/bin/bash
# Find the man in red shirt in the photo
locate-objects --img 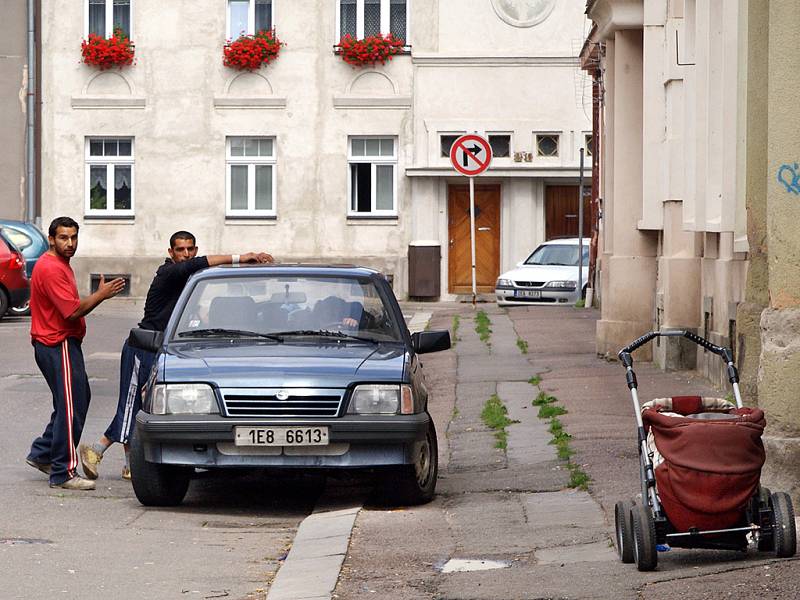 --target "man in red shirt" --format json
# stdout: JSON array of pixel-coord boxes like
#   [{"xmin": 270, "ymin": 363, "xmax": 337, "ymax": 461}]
[{"xmin": 25, "ymin": 216, "xmax": 125, "ymax": 490}]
